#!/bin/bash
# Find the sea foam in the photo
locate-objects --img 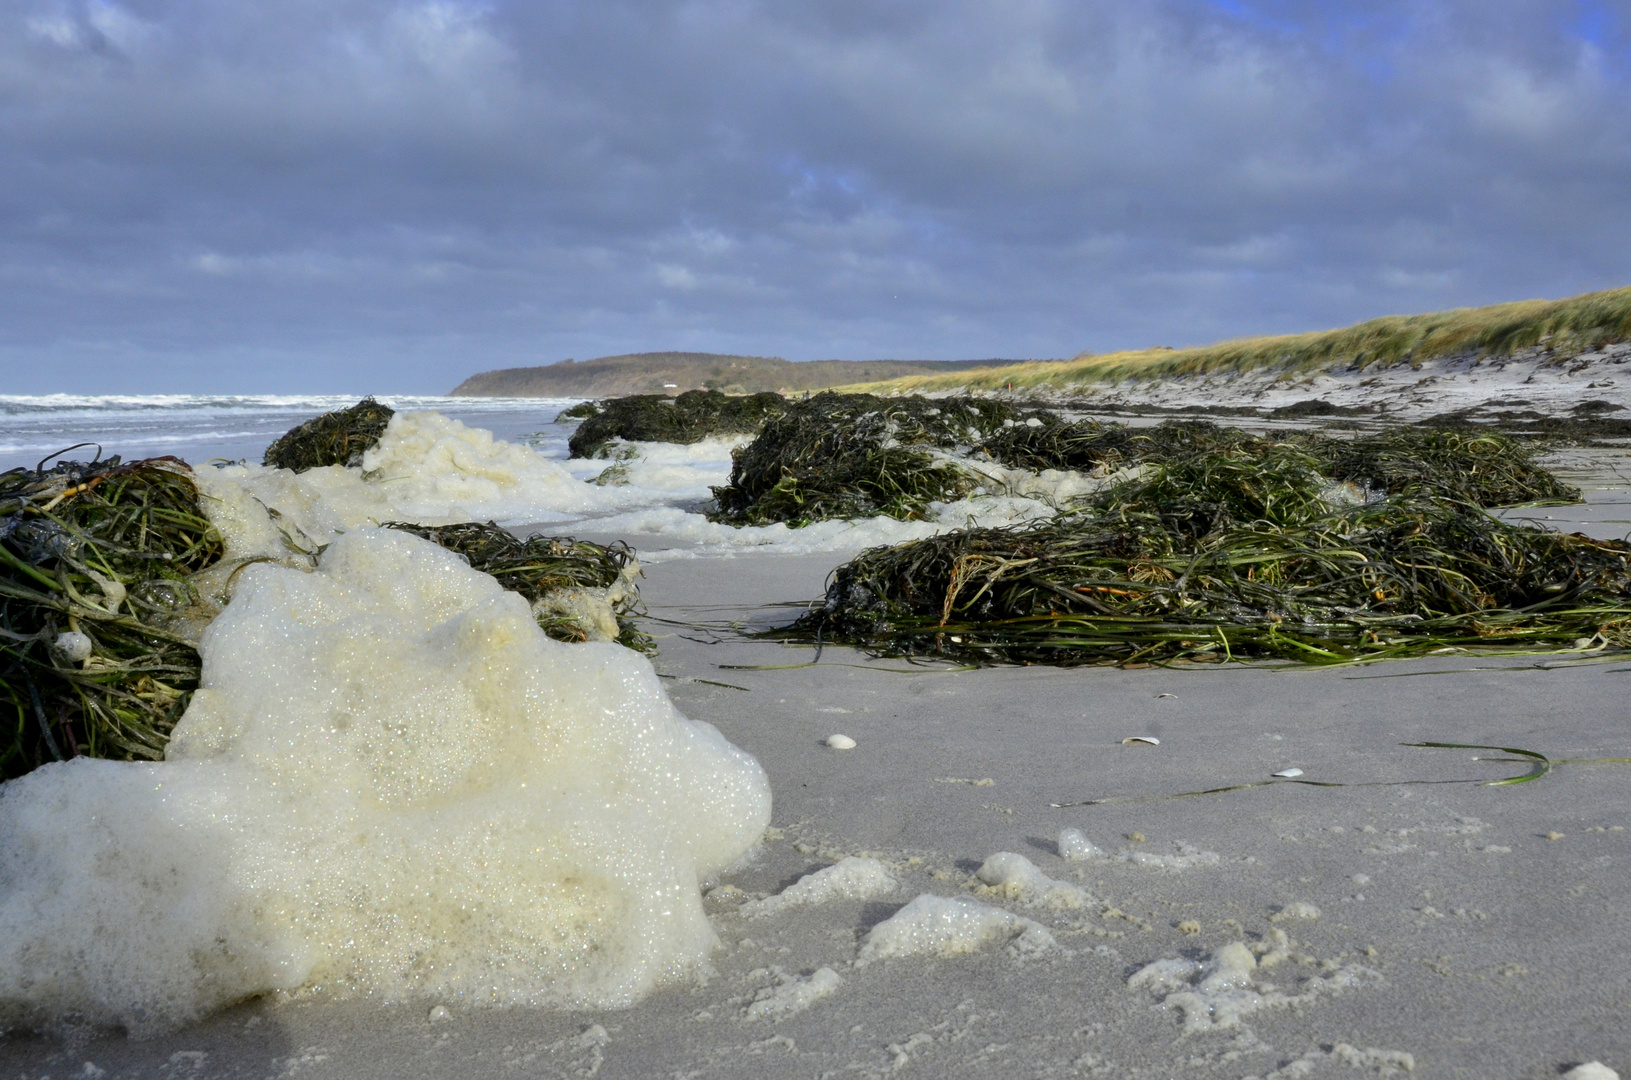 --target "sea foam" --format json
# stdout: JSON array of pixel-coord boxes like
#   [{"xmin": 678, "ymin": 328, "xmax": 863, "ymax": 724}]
[{"xmin": 0, "ymin": 528, "xmax": 771, "ymax": 1035}]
